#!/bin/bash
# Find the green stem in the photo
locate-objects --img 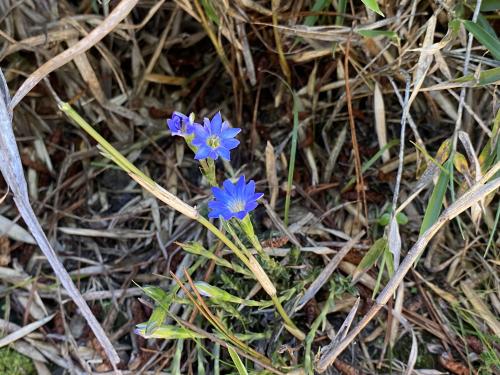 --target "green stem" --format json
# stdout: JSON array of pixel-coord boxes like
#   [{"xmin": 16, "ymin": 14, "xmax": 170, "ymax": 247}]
[
  {"xmin": 272, "ymin": 295, "xmax": 305, "ymax": 341},
  {"xmin": 198, "ymin": 216, "xmax": 304, "ymax": 340},
  {"xmin": 198, "ymin": 216, "xmax": 251, "ymax": 269},
  {"xmin": 61, "ymin": 101, "xmax": 304, "ymax": 340},
  {"xmin": 304, "ymin": 289, "xmax": 335, "ymax": 374},
  {"xmin": 238, "ymin": 215, "xmax": 267, "ymax": 258},
  {"xmin": 200, "ymin": 158, "xmax": 217, "ymax": 186},
  {"xmin": 59, "ymin": 102, "xmax": 149, "ymax": 182}
]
